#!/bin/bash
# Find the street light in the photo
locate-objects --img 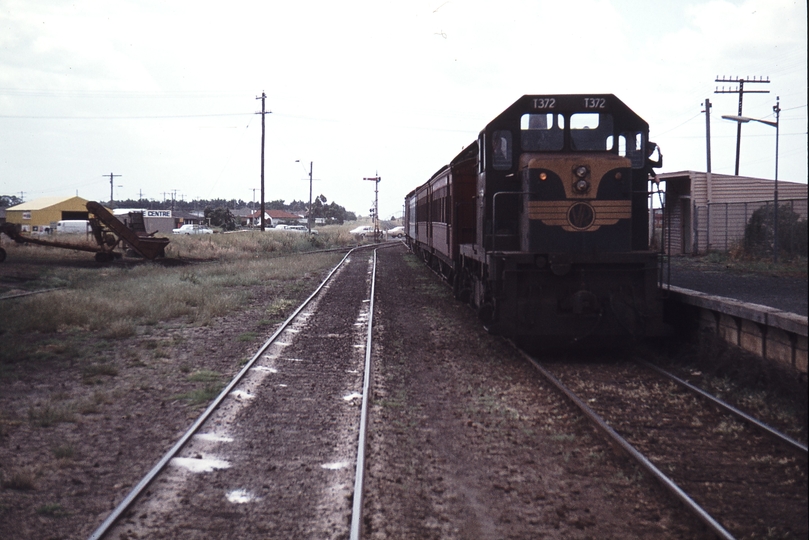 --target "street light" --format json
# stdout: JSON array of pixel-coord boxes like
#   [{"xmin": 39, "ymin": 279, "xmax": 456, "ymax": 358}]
[
  {"xmin": 722, "ymin": 96, "xmax": 780, "ymax": 262},
  {"xmin": 295, "ymin": 160, "xmax": 313, "ymax": 234}
]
